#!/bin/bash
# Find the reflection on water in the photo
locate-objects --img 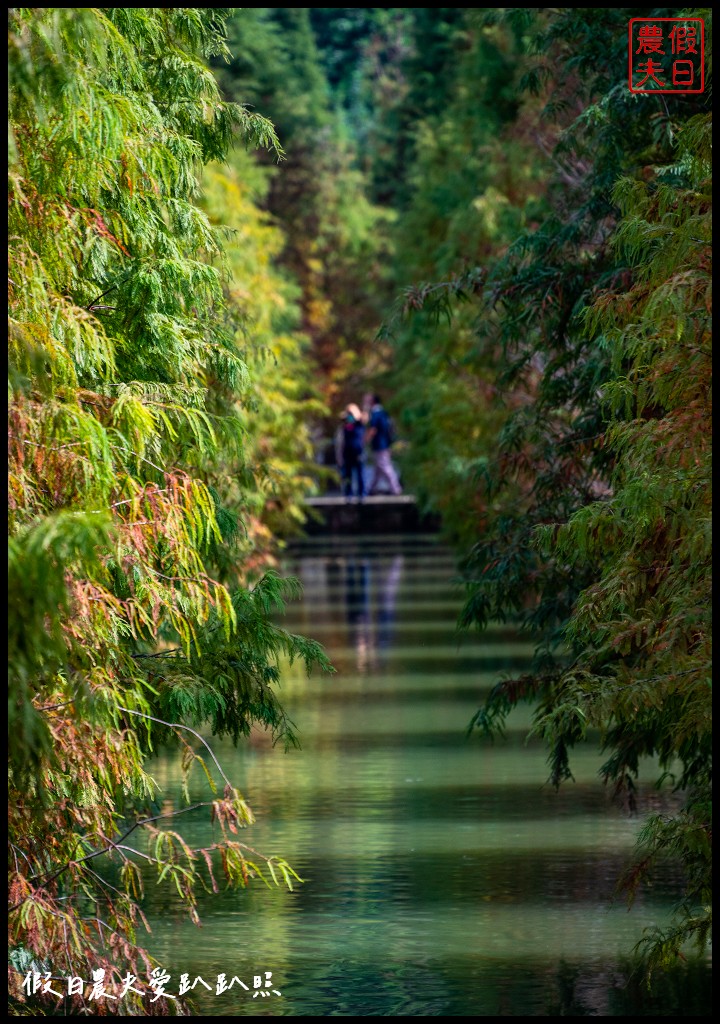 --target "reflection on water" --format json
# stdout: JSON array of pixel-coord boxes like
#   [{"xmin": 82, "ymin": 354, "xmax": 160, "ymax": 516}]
[
  {"xmin": 377, "ymin": 554, "xmax": 403, "ymax": 654},
  {"xmin": 338, "ymin": 554, "xmax": 404, "ymax": 672},
  {"xmin": 142, "ymin": 535, "xmax": 711, "ymax": 1016},
  {"xmin": 344, "ymin": 557, "xmax": 371, "ymax": 671}
]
